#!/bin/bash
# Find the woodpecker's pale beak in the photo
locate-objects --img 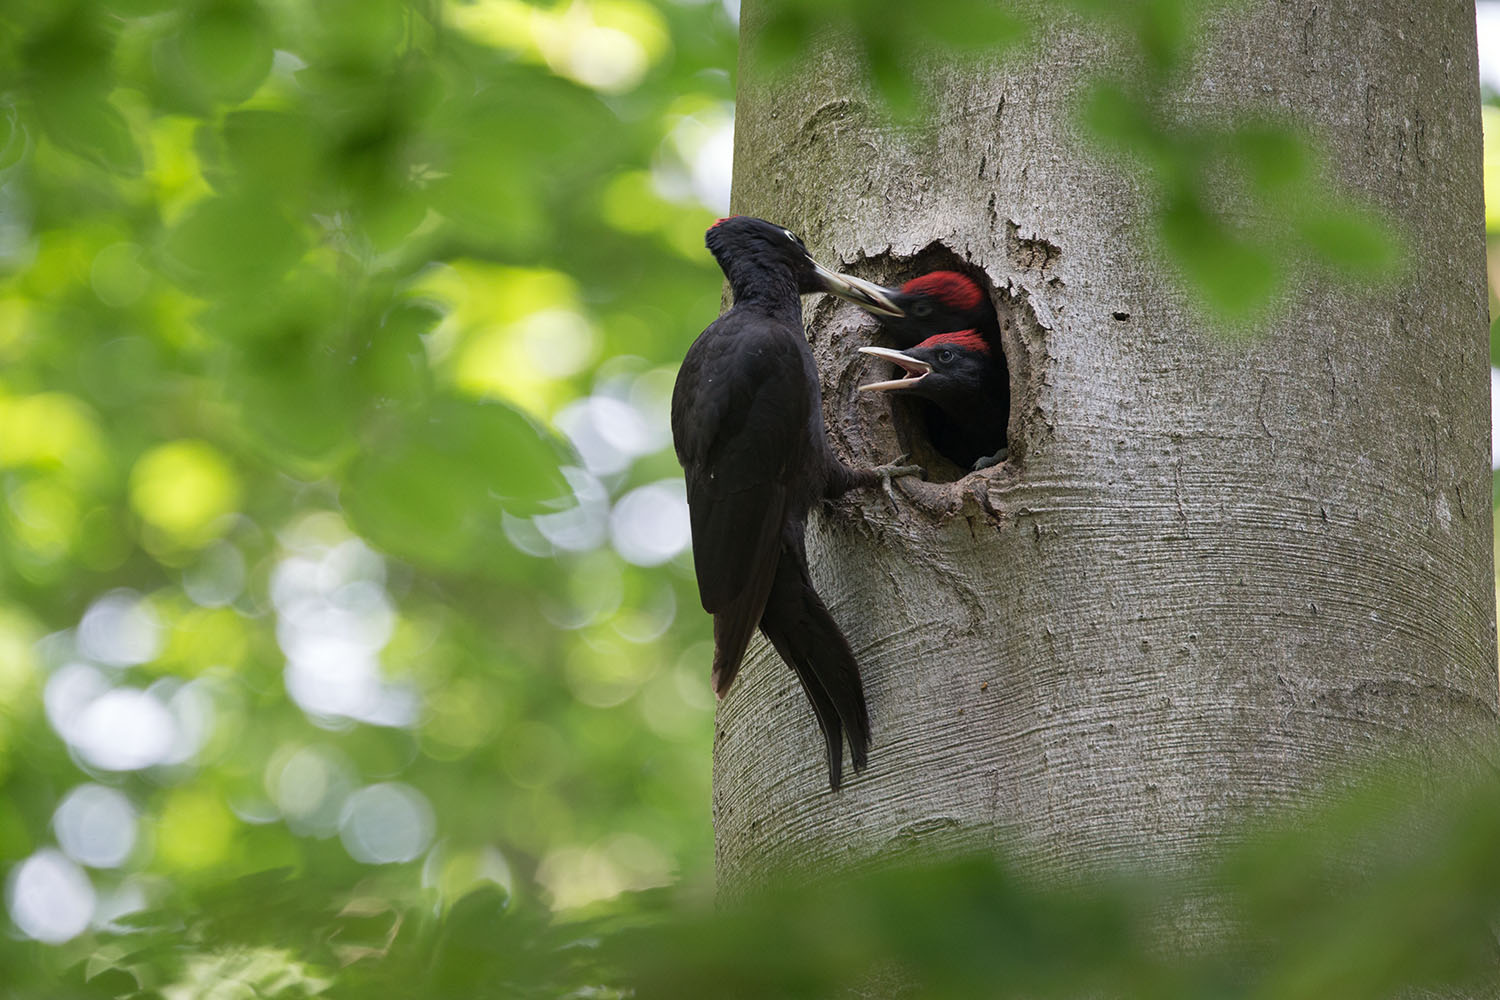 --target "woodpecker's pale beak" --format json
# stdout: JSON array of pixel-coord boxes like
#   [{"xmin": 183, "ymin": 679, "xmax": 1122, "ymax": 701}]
[
  {"xmin": 811, "ymin": 262, "xmax": 904, "ymax": 318},
  {"xmin": 858, "ymin": 346, "xmax": 930, "ymax": 391}
]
